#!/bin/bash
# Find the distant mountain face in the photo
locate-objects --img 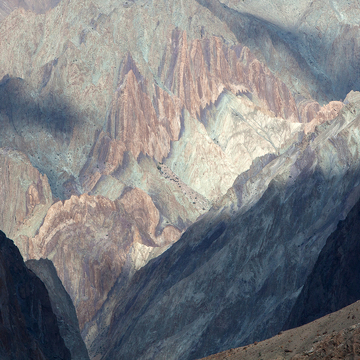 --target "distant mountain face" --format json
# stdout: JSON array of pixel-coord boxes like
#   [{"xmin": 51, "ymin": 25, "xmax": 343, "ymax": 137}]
[
  {"xmin": 0, "ymin": 231, "xmax": 71, "ymax": 360},
  {"xmin": 85, "ymin": 92, "xmax": 360, "ymax": 359},
  {"xmin": 1, "ymin": 0, "xmax": 360, "ymax": 358}
]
